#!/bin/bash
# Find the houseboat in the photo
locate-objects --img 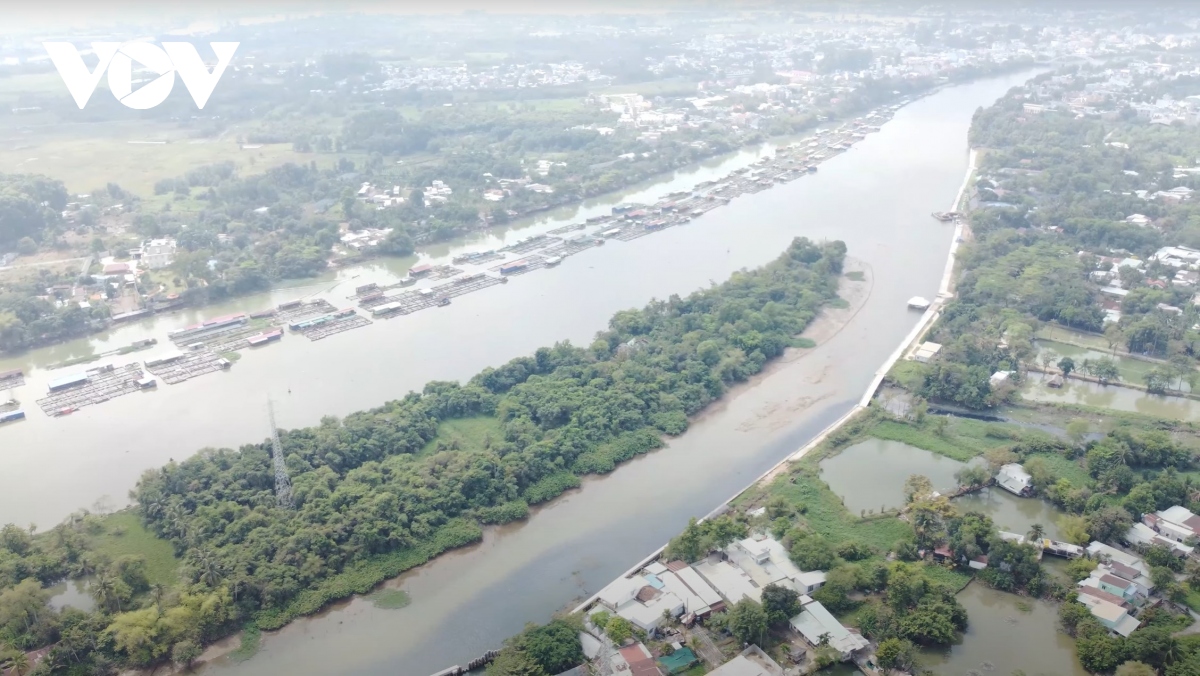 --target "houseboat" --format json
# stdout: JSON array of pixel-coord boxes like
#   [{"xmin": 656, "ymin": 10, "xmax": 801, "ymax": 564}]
[
  {"xmin": 48, "ymin": 373, "xmax": 89, "ymax": 392},
  {"xmin": 907, "ymin": 297, "xmax": 931, "ymax": 311},
  {"xmin": 0, "ymin": 410, "xmax": 25, "ymax": 424},
  {"xmin": 409, "ymin": 263, "xmax": 434, "ymax": 277},
  {"xmin": 544, "ymin": 256, "xmax": 562, "ymax": 267},
  {"xmin": 499, "ymin": 260, "xmax": 529, "ymax": 275},
  {"xmin": 136, "ymin": 377, "xmax": 158, "ymax": 390}
]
